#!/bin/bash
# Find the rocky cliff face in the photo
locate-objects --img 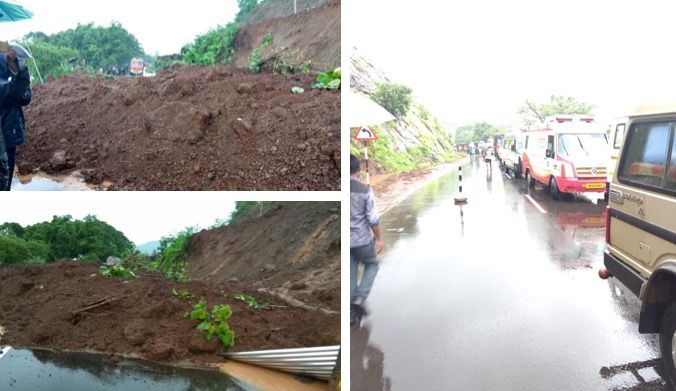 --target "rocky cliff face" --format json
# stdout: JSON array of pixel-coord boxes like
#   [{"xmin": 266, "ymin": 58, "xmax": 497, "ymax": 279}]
[{"xmin": 350, "ymin": 52, "xmax": 456, "ymax": 169}]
